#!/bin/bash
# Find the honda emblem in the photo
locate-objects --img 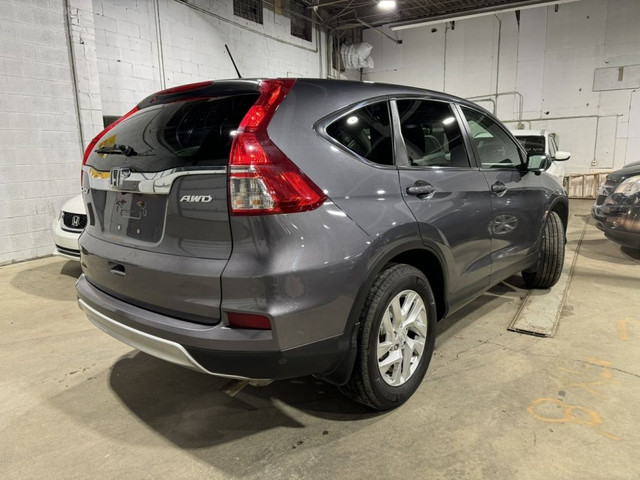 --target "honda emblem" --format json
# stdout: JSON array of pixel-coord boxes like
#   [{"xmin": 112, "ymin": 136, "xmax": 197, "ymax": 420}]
[
  {"xmin": 110, "ymin": 167, "xmax": 131, "ymax": 188},
  {"xmin": 71, "ymin": 215, "xmax": 81, "ymax": 227}
]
